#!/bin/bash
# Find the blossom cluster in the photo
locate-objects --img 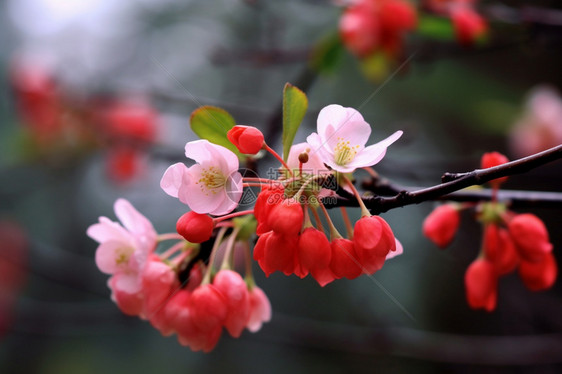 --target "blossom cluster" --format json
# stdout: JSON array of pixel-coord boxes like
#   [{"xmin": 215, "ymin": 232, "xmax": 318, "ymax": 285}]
[
  {"xmin": 87, "ymin": 199, "xmax": 271, "ymax": 352},
  {"xmin": 88, "ymin": 102, "xmax": 404, "ymax": 352},
  {"xmin": 10, "ymin": 59, "xmax": 158, "ymax": 182},
  {"xmin": 423, "ymin": 152, "xmax": 558, "ymax": 311}
]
